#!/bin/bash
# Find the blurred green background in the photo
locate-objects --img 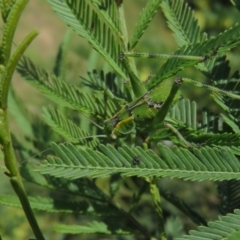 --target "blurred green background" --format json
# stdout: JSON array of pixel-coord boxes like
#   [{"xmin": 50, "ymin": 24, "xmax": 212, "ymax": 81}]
[{"xmin": 1, "ymin": 0, "xmax": 240, "ymax": 239}]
